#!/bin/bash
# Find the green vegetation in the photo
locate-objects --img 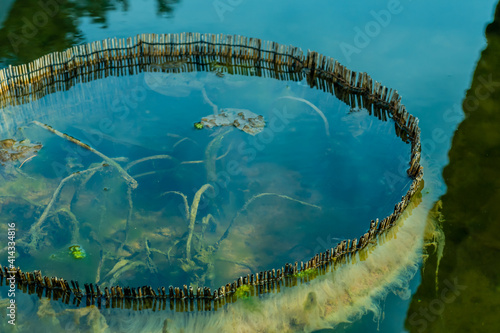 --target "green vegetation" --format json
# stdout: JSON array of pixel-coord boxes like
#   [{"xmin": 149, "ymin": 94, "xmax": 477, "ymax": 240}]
[
  {"xmin": 294, "ymin": 268, "xmax": 318, "ymax": 279},
  {"xmin": 68, "ymin": 245, "xmax": 86, "ymax": 259},
  {"xmin": 235, "ymin": 284, "xmax": 251, "ymax": 299}
]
